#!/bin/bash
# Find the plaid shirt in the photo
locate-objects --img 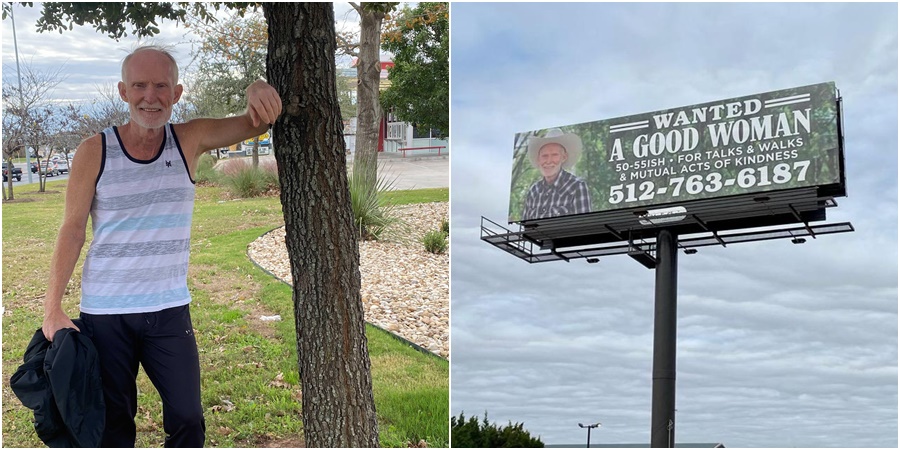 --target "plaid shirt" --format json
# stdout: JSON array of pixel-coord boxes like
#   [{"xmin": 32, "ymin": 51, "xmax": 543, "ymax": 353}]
[{"xmin": 522, "ymin": 169, "xmax": 592, "ymax": 220}]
